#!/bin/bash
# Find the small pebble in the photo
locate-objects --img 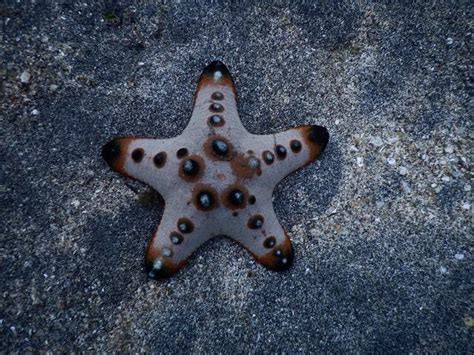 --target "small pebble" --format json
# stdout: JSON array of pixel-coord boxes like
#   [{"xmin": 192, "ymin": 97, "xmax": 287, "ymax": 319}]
[
  {"xmin": 31, "ymin": 109, "xmax": 40, "ymax": 115},
  {"xmin": 439, "ymin": 266, "xmax": 448, "ymax": 274},
  {"xmin": 446, "ymin": 37, "xmax": 453, "ymax": 45},
  {"xmin": 71, "ymin": 199, "xmax": 80, "ymax": 208},
  {"xmin": 387, "ymin": 158, "xmax": 396, "ymax": 165},
  {"xmin": 441, "ymin": 176, "xmax": 450, "ymax": 182},
  {"xmin": 356, "ymin": 157, "xmax": 364, "ymax": 167},
  {"xmin": 399, "ymin": 166, "xmax": 408, "ymax": 176},
  {"xmin": 464, "ymin": 184, "xmax": 471, "ymax": 192},
  {"xmin": 20, "ymin": 70, "xmax": 31, "ymax": 84},
  {"xmin": 369, "ymin": 136, "xmax": 383, "ymax": 147},
  {"xmin": 49, "ymin": 84, "xmax": 58, "ymax": 92},
  {"xmin": 445, "ymin": 145, "xmax": 454, "ymax": 154},
  {"xmin": 454, "ymin": 253, "xmax": 464, "ymax": 260},
  {"xmin": 462, "ymin": 203, "xmax": 470, "ymax": 210}
]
